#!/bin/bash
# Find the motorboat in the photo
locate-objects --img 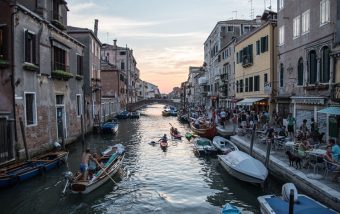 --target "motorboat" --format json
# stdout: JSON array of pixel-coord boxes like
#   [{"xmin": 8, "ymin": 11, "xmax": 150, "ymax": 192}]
[
  {"xmin": 101, "ymin": 119, "xmax": 118, "ymax": 134},
  {"xmin": 257, "ymin": 183, "xmax": 337, "ymax": 214},
  {"xmin": 218, "ymin": 150, "xmax": 268, "ymax": 184},
  {"xmin": 66, "ymin": 144, "xmax": 125, "ymax": 194},
  {"xmin": 193, "ymin": 137, "xmax": 217, "ymax": 156},
  {"xmin": 116, "ymin": 110, "xmax": 130, "ymax": 119},
  {"xmin": 216, "ymin": 124, "xmax": 234, "ymax": 137},
  {"xmin": 212, "ymin": 136, "xmax": 239, "ymax": 154},
  {"xmin": 129, "ymin": 112, "xmax": 140, "ymax": 119}
]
